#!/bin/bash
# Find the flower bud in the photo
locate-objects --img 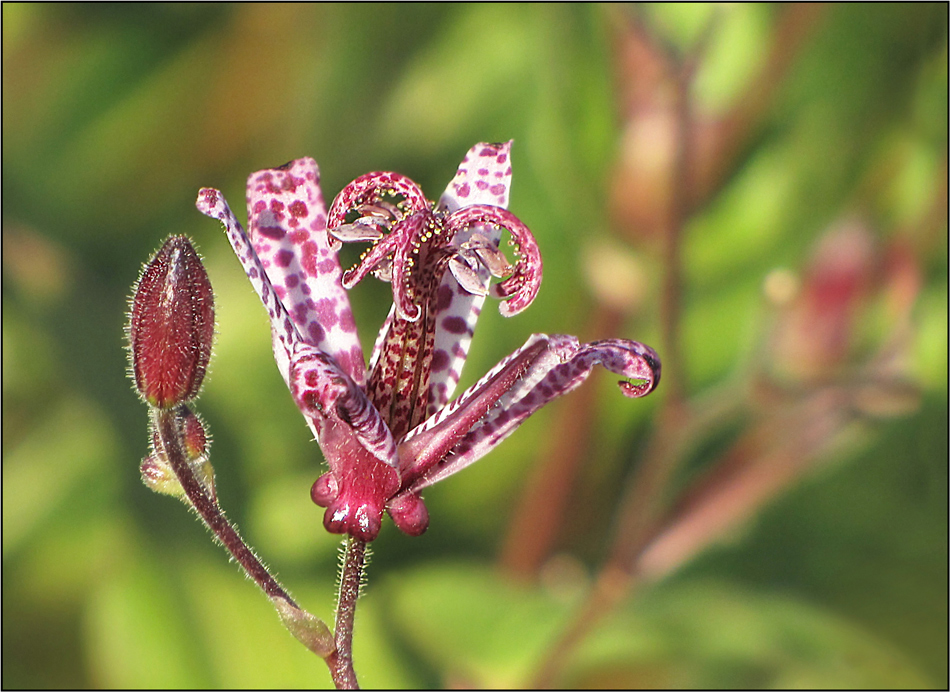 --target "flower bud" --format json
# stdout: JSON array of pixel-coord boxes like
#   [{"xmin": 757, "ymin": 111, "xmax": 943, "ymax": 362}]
[
  {"xmin": 142, "ymin": 405, "xmax": 216, "ymax": 502},
  {"xmin": 128, "ymin": 236, "xmax": 215, "ymax": 409},
  {"xmin": 176, "ymin": 404, "xmax": 209, "ymax": 460},
  {"xmin": 174, "ymin": 405, "xmax": 217, "ymax": 501}
]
